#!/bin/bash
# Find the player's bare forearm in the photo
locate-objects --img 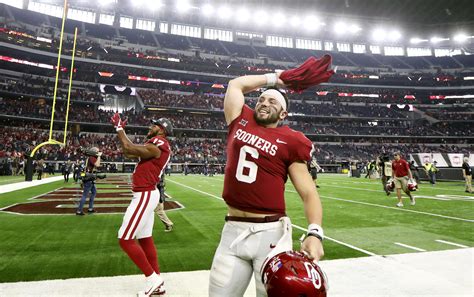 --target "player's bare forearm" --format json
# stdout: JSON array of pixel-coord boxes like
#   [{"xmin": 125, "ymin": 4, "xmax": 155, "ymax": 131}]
[
  {"xmin": 228, "ymin": 75, "xmax": 268, "ymax": 94},
  {"xmin": 117, "ymin": 130, "xmax": 161, "ymax": 159},
  {"xmin": 289, "ymin": 162, "xmax": 323, "ymax": 225},
  {"xmin": 224, "ymin": 74, "xmax": 285, "ymax": 124},
  {"xmin": 289, "ymin": 161, "xmax": 324, "ymax": 261},
  {"xmin": 124, "ymin": 152, "xmax": 139, "ymax": 159},
  {"xmin": 116, "ymin": 130, "xmax": 134, "ymax": 153}
]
